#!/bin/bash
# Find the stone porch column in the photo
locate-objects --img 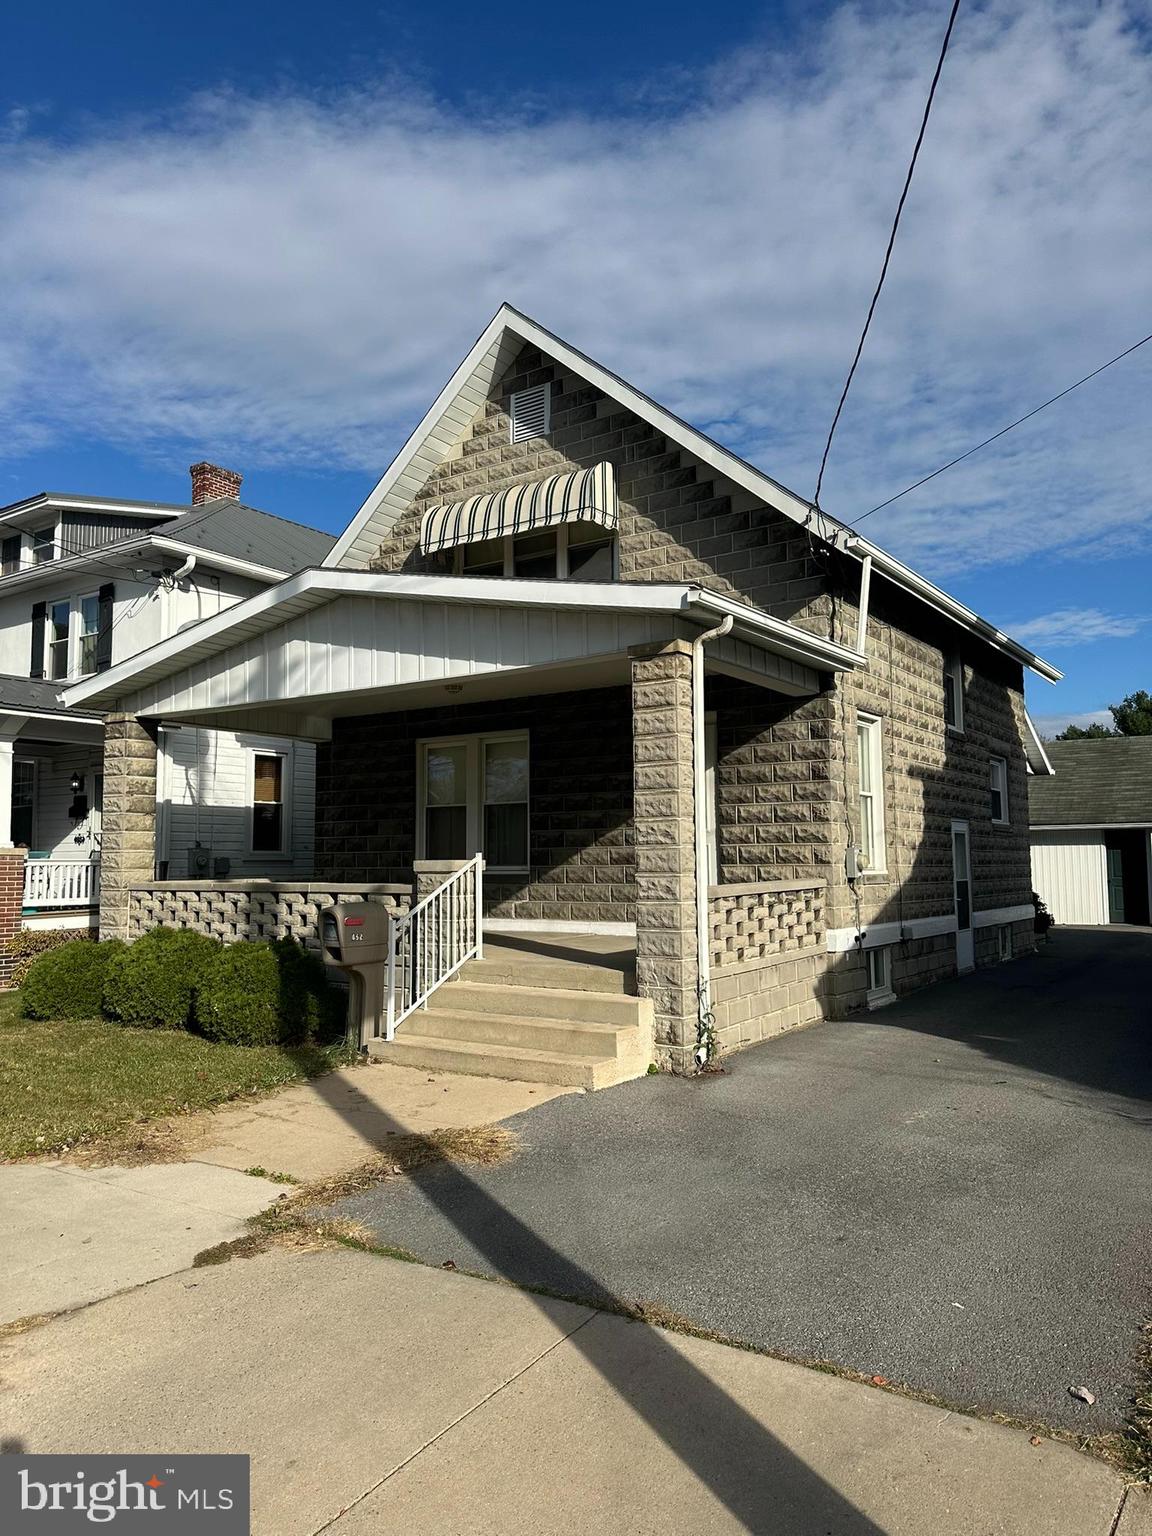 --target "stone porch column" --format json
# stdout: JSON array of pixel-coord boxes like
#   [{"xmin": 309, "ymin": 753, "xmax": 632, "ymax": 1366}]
[
  {"xmin": 630, "ymin": 639, "xmax": 699, "ymax": 1071},
  {"xmin": 100, "ymin": 713, "xmax": 159, "ymax": 941}
]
